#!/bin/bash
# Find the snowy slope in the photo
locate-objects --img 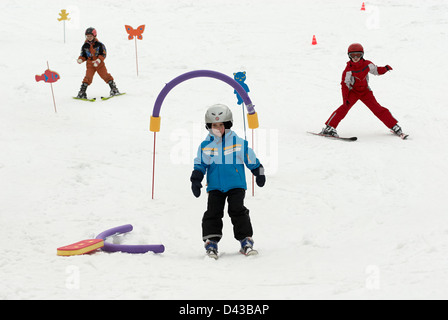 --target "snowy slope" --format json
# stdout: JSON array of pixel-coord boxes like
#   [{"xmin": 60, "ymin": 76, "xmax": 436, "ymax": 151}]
[{"xmin": 1, "ymin": 0, "xmax": 448, "ymax": 300}]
